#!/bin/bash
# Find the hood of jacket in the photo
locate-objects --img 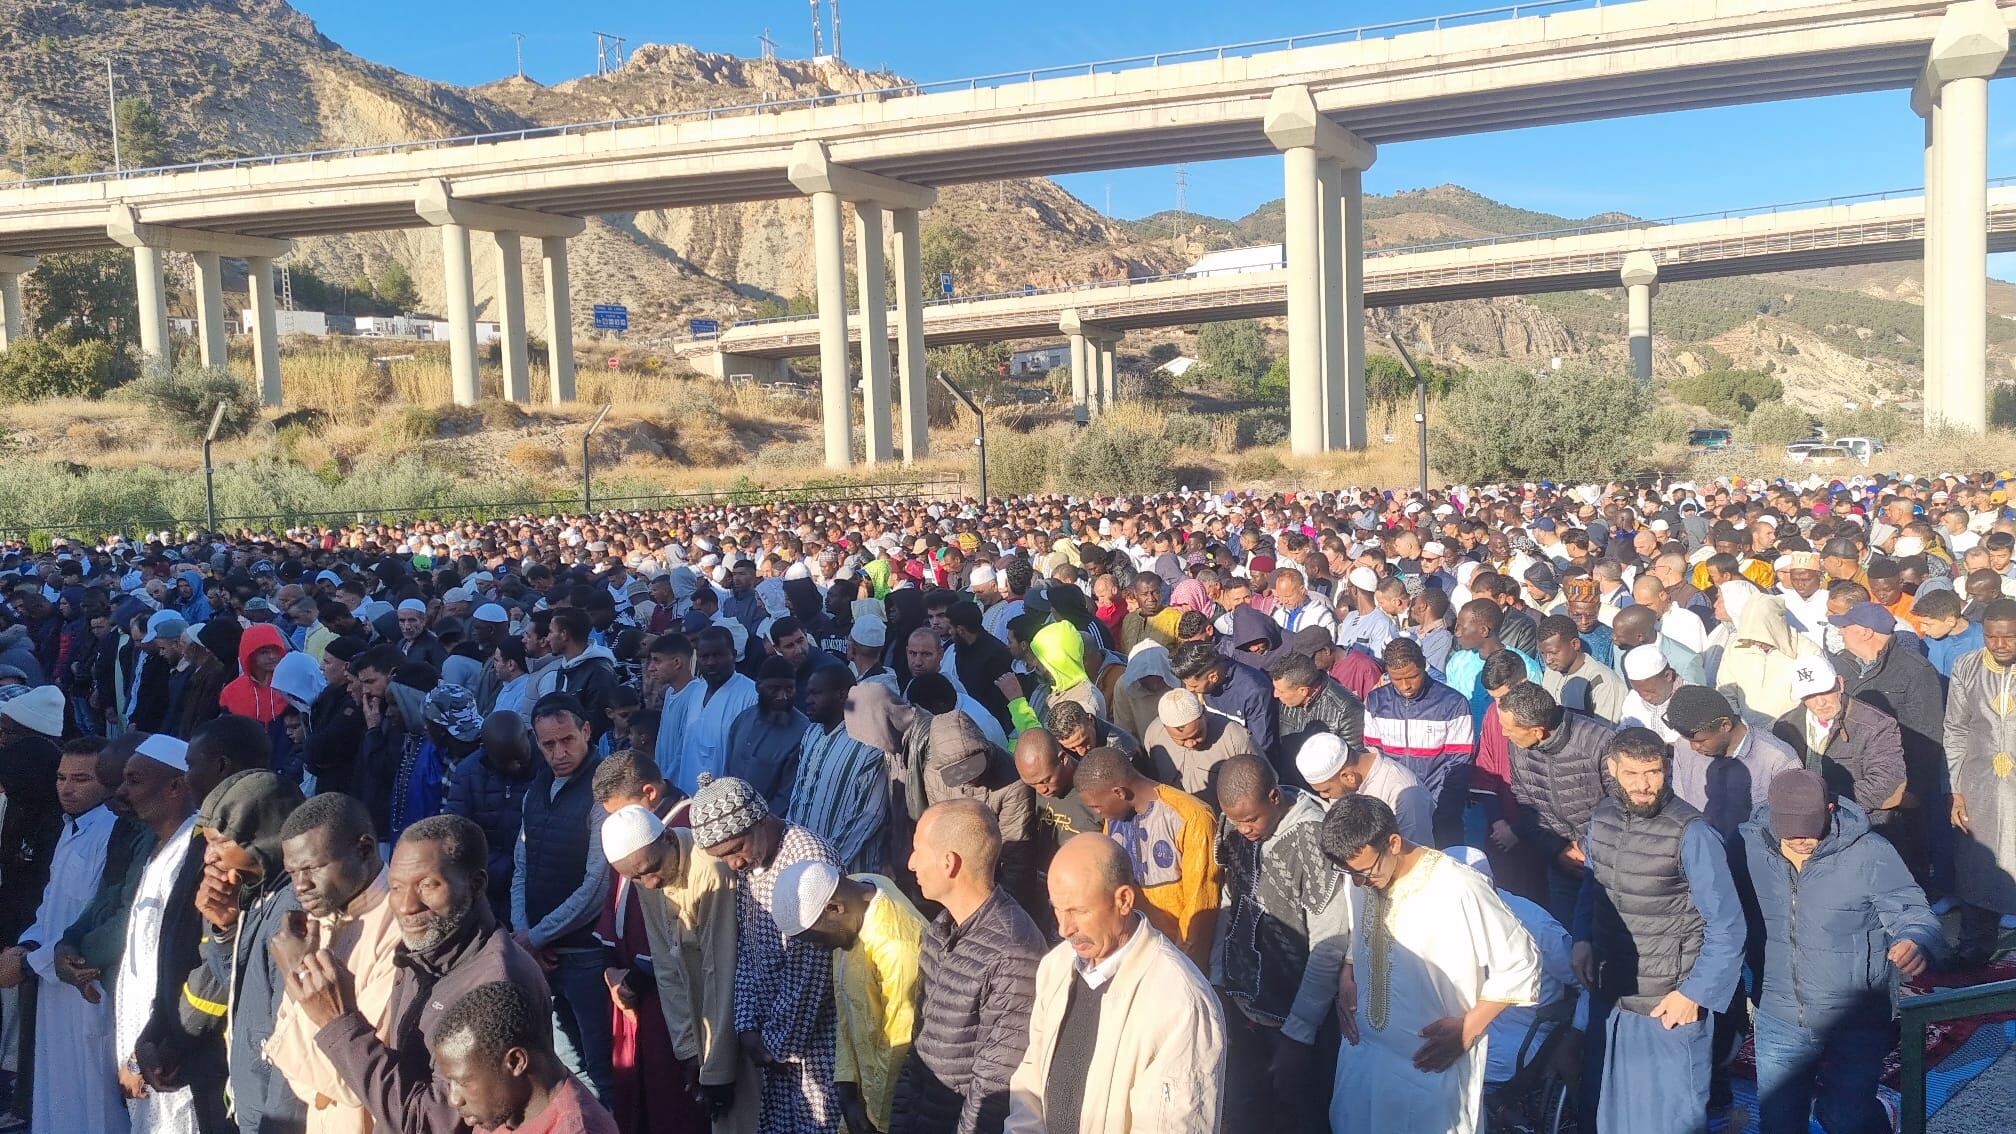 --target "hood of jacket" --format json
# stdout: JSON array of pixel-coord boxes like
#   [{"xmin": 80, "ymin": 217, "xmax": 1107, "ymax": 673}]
[
  {"xmin": 1030, "ymin": 618, "xmax": 1090, "ymax": 690},
  {"xmin": 1730, "ymin": 592, "xmax": 1807, "ymax": 658},
  {"xmin": 270, "ymin": 650, "xmax": 327, "ymax": 711},
  {"xmin": 557, "ymin": 642, "xmax": 616, "ymax": 672},
  {"xmin": 237, "ymin": 622, "xmax": 290, "ymax": 679}
]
